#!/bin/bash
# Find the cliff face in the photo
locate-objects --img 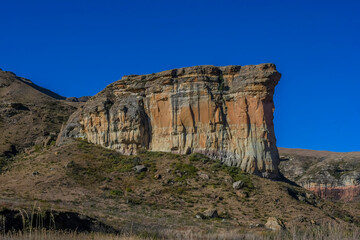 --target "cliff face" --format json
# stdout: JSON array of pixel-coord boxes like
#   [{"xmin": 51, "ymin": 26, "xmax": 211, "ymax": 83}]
[
  {"xmin": 279, "ymin": 148, "xmax": 360, "ymax": 201},
  {"xmin": 58, "ymin": 63, "xmax": 281, "ymax": 178}
]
